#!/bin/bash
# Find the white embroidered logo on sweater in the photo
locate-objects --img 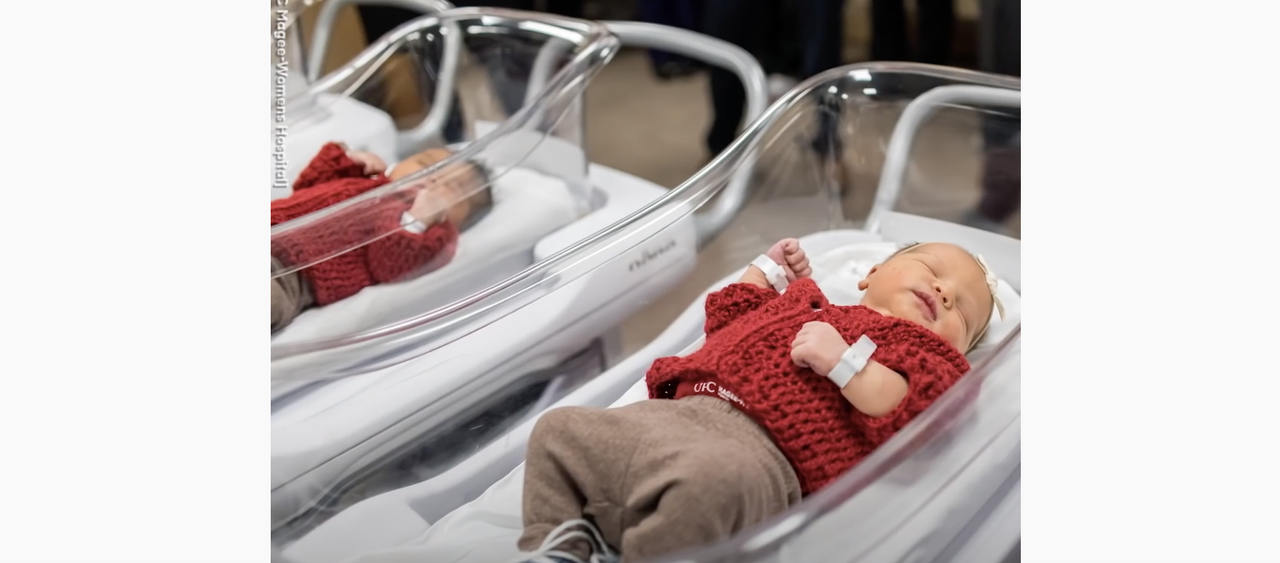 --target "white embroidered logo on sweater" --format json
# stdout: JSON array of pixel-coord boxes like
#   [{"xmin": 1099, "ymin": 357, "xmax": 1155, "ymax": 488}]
[{"xmin": 693, "ymin": 382, "xmax": 746, "ymax": 407}]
